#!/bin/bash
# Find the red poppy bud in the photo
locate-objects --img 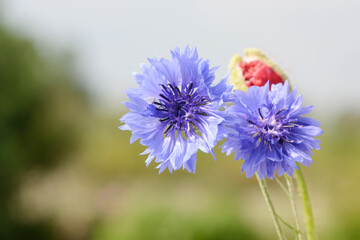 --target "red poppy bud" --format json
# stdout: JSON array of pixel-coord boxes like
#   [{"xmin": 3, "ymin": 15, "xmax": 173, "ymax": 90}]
[
  {"xmin": 228, "ymin": 49, "xmax": 288, "ymax": 91},
  {"xmin": 240, "ymin": 60, "xmax": 284, "ymax": 88}
]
